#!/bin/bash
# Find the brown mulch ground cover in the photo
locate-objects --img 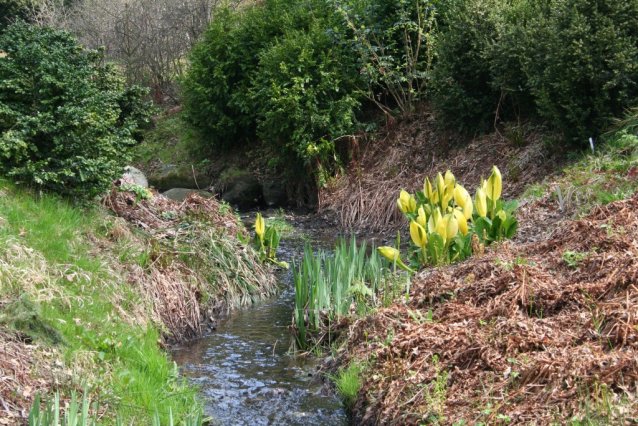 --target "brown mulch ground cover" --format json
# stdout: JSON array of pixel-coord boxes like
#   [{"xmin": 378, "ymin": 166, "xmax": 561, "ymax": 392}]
[
  {"xmin": 0, "ymin": 330, "xmax": 57, "ymax": 423},
  {"xmin": 344, "ymin": 195, "xmax": 638, "ymax": 425},
  {"xmin": 105, "ymin": 184, "xmax": 245, "ymax": 238},
  {"xmin": 321, "ymin": 110, "xmax": 562, "ymax": 232}
]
